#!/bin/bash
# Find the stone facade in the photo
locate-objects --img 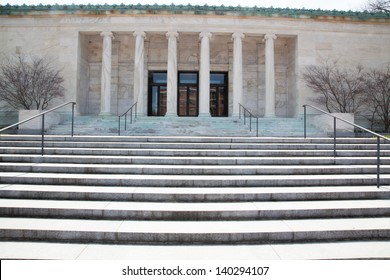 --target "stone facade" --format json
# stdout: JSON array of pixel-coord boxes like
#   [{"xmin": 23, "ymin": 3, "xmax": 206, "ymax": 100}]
[{"xmin": 0, "ymin": 4, "xmax": 389, "ymax": 118}]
